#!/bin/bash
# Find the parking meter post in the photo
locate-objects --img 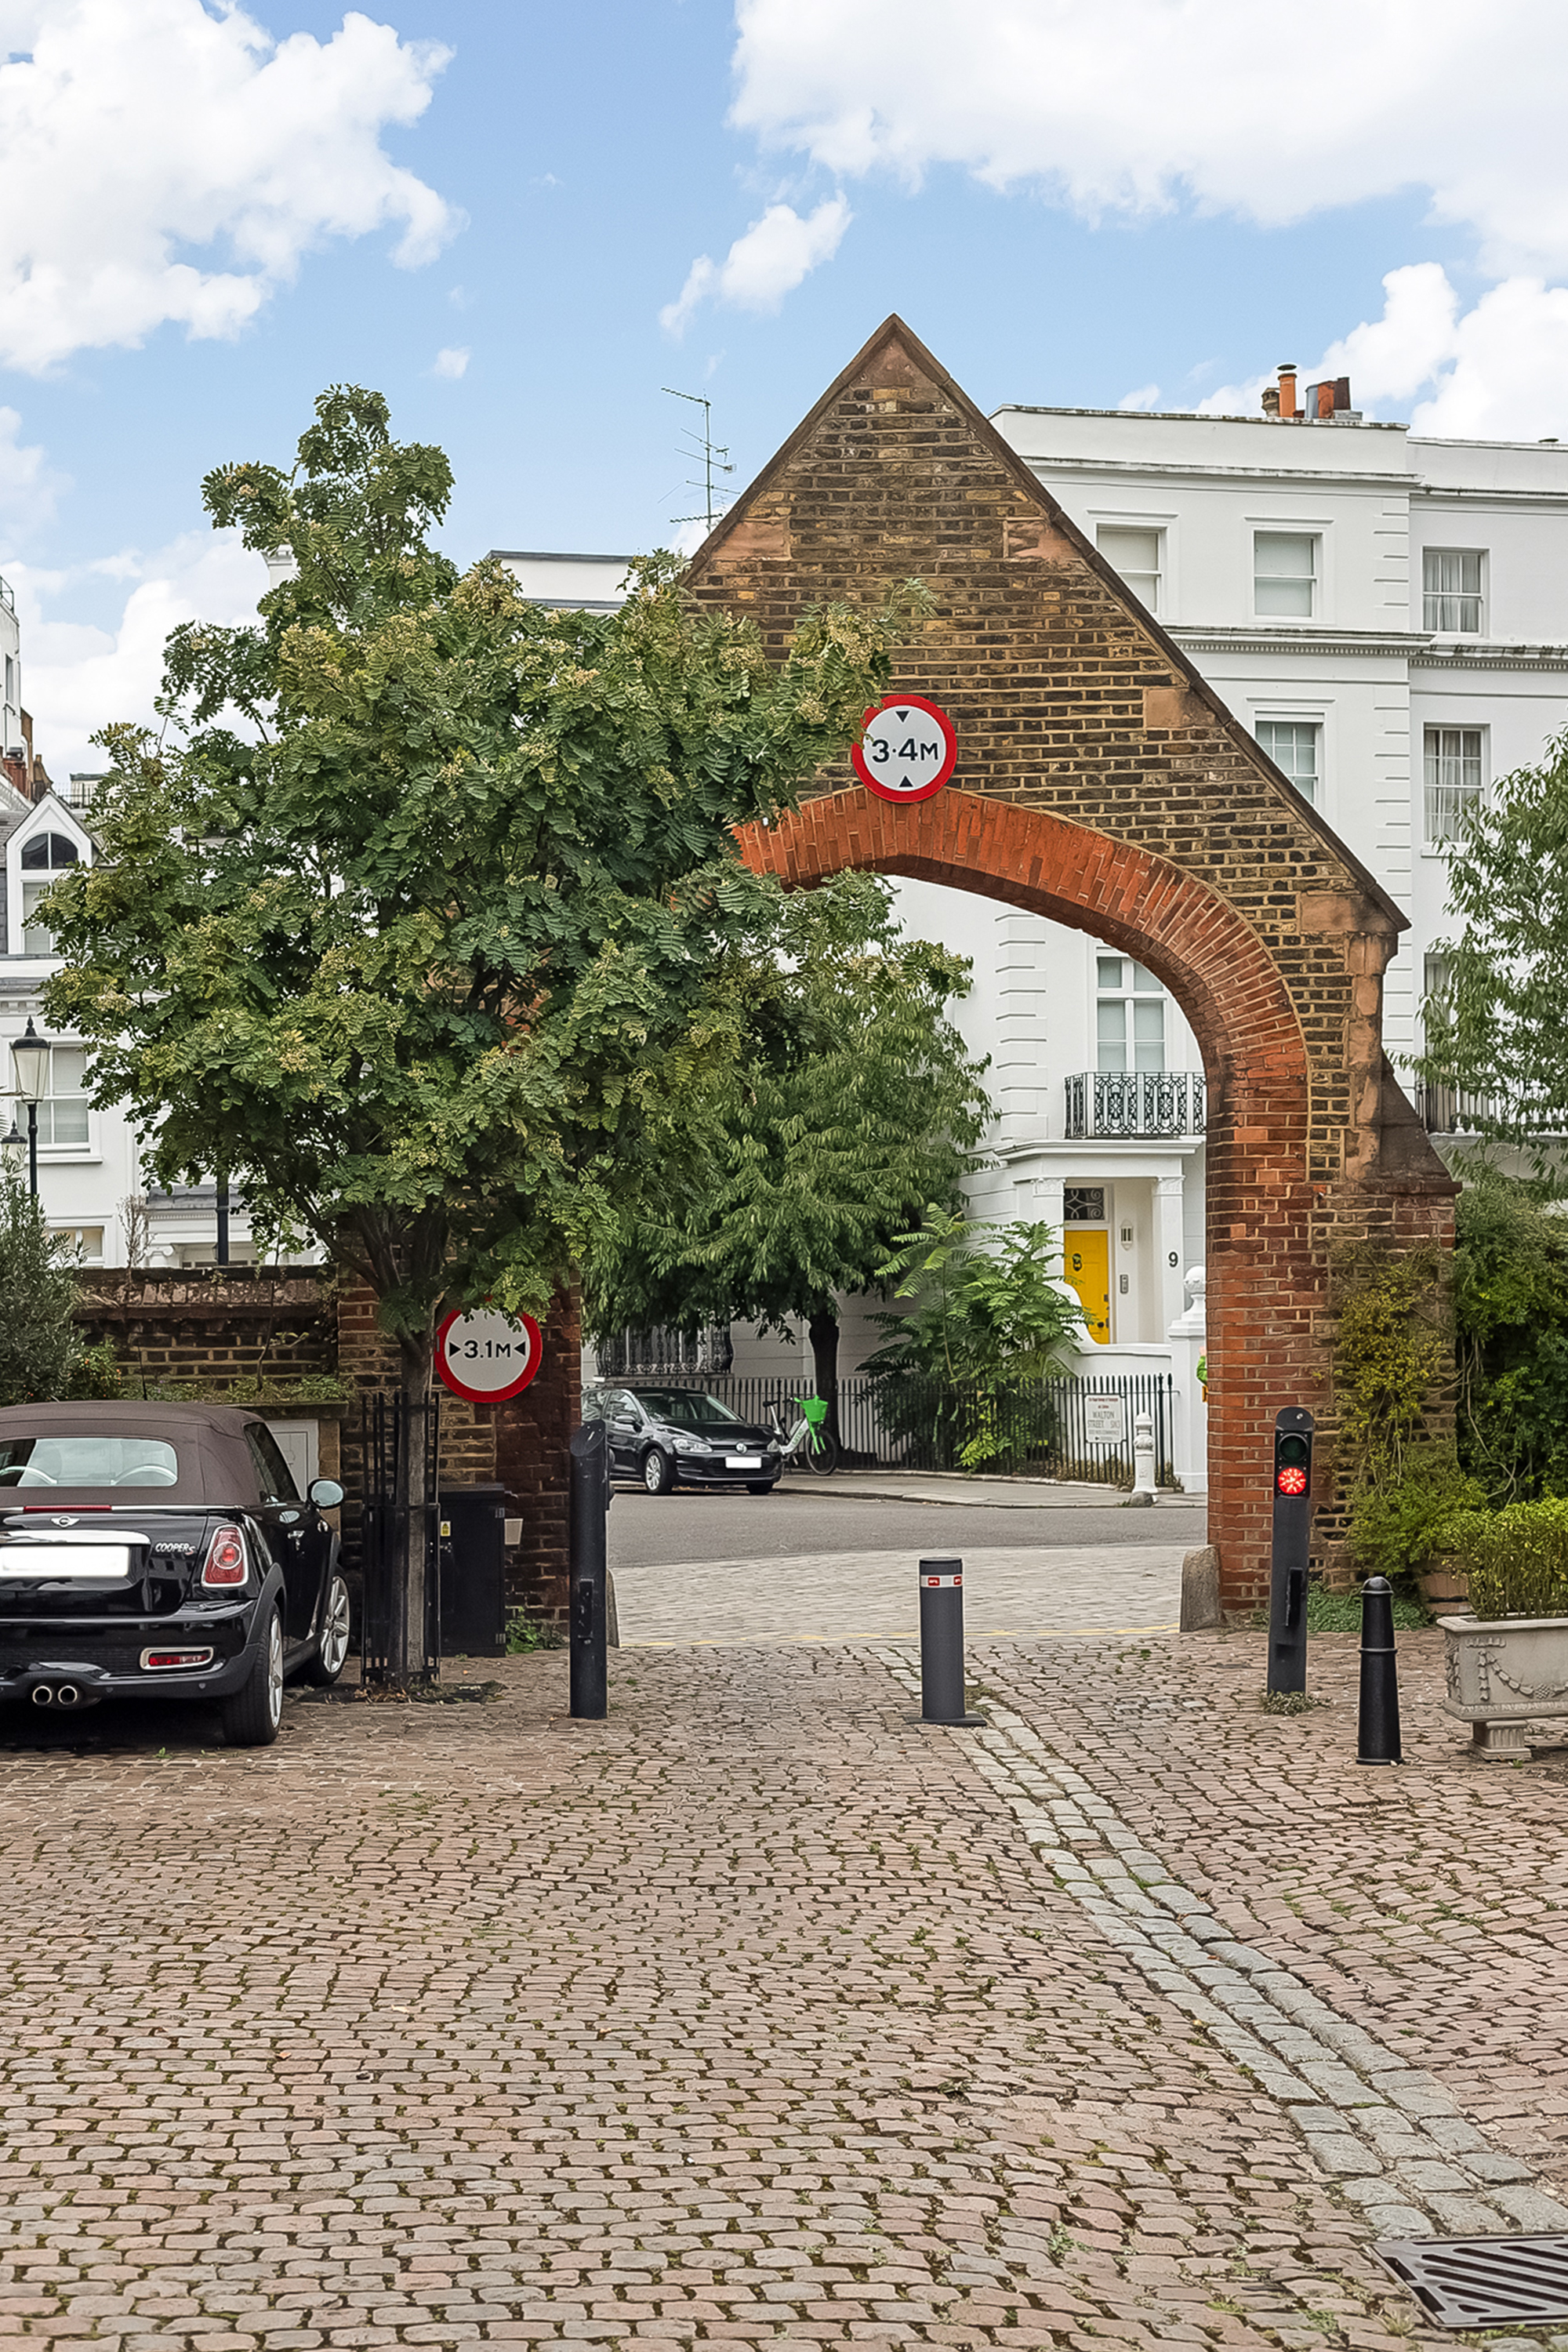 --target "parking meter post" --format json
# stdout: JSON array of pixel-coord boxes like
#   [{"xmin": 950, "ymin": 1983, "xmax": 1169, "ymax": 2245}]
[
  {"xmin": 568, "ymin": 1421, "xmax": 610, "ymax": 1719},
  {"xmin": 1267, "ymin": 1406, "xmax": 1315, "ymax": 1696},
  {"xmin": 1357, "ymin": 1574, "xmax": 1403, "ymax": 1765}
]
